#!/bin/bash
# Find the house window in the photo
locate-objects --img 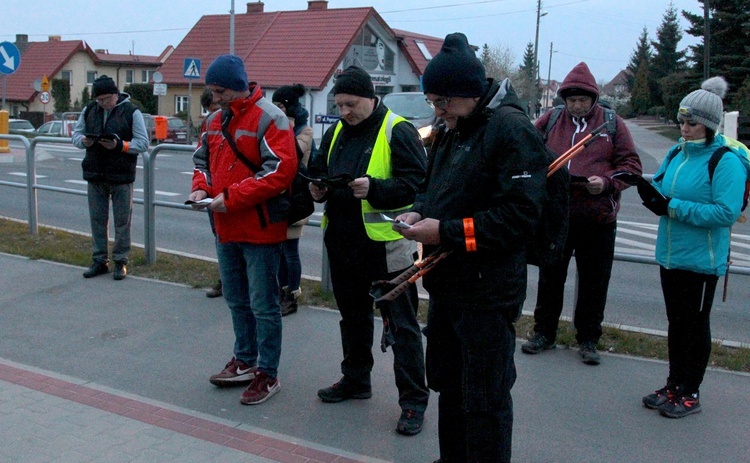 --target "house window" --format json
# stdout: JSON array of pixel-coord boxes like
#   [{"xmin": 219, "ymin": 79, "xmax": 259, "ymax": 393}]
[
  {"xmin": 61, "ymin": 71, "xmax": 72, "ymax": 84},
  {"xmin": 142, "ymin": 70, "xmax": 154, "ymax": 83},
  {"xmin": 86, "ymin": 71, "xmax": 97, "ymax": 85},
  {"xmin": 415, "ymin": 41, "xmax": 432, "ymax": 61},
  {"xmin": 175, "ymin": 95, "xmax": 189, "ymax": 113},
  {"xmin": 125, "ymin": 70, "xmax": 134, "ymax": 84}
]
